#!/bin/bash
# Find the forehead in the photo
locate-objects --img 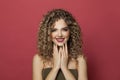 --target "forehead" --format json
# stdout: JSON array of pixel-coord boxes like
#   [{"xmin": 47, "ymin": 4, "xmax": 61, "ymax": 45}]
[{"xmin": 52, "ymin": 19, "xmax": 67, "ymax": 29}]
